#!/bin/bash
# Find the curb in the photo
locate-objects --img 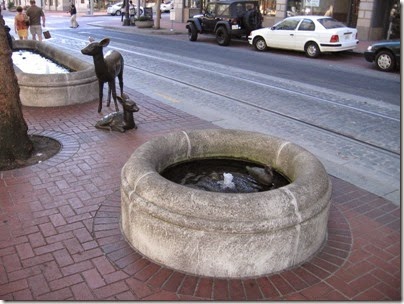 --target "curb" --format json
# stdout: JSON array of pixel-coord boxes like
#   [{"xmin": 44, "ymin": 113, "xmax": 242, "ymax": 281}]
[{"xmin": 88, "ymin": 21, "xmax": 186, "ymax": 35}]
